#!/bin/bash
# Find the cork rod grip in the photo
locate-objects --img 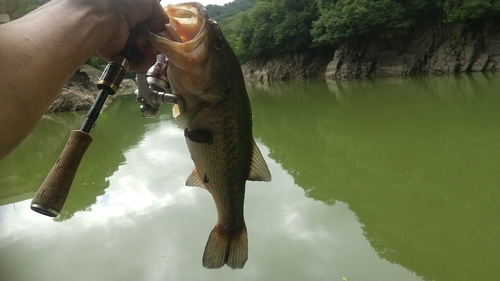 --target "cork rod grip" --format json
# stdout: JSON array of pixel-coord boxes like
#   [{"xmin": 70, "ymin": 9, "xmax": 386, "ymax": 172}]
[{"xmin": 31, "ymin": 130, "xmax": 93, "ymax": 217}]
